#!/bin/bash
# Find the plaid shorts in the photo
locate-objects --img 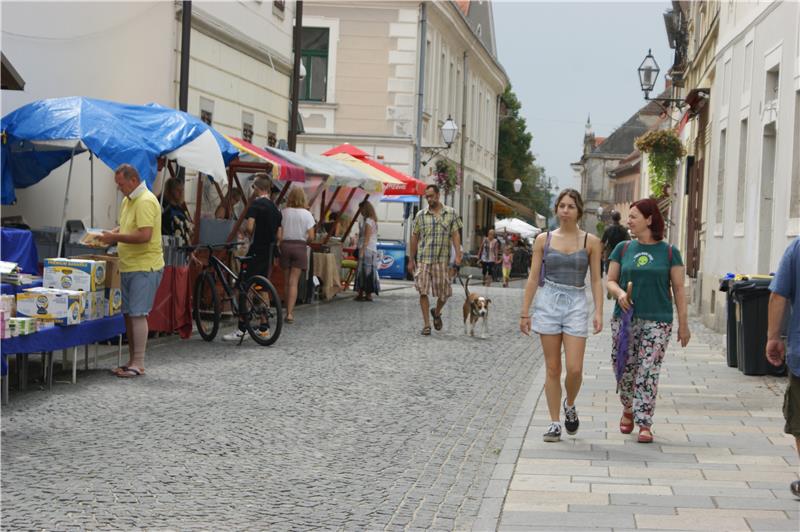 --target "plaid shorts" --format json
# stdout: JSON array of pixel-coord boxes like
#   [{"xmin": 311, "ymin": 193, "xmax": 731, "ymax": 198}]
[{"xmin": 414, "ymin": 262, "xmax": 452, "ymax": 300}]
